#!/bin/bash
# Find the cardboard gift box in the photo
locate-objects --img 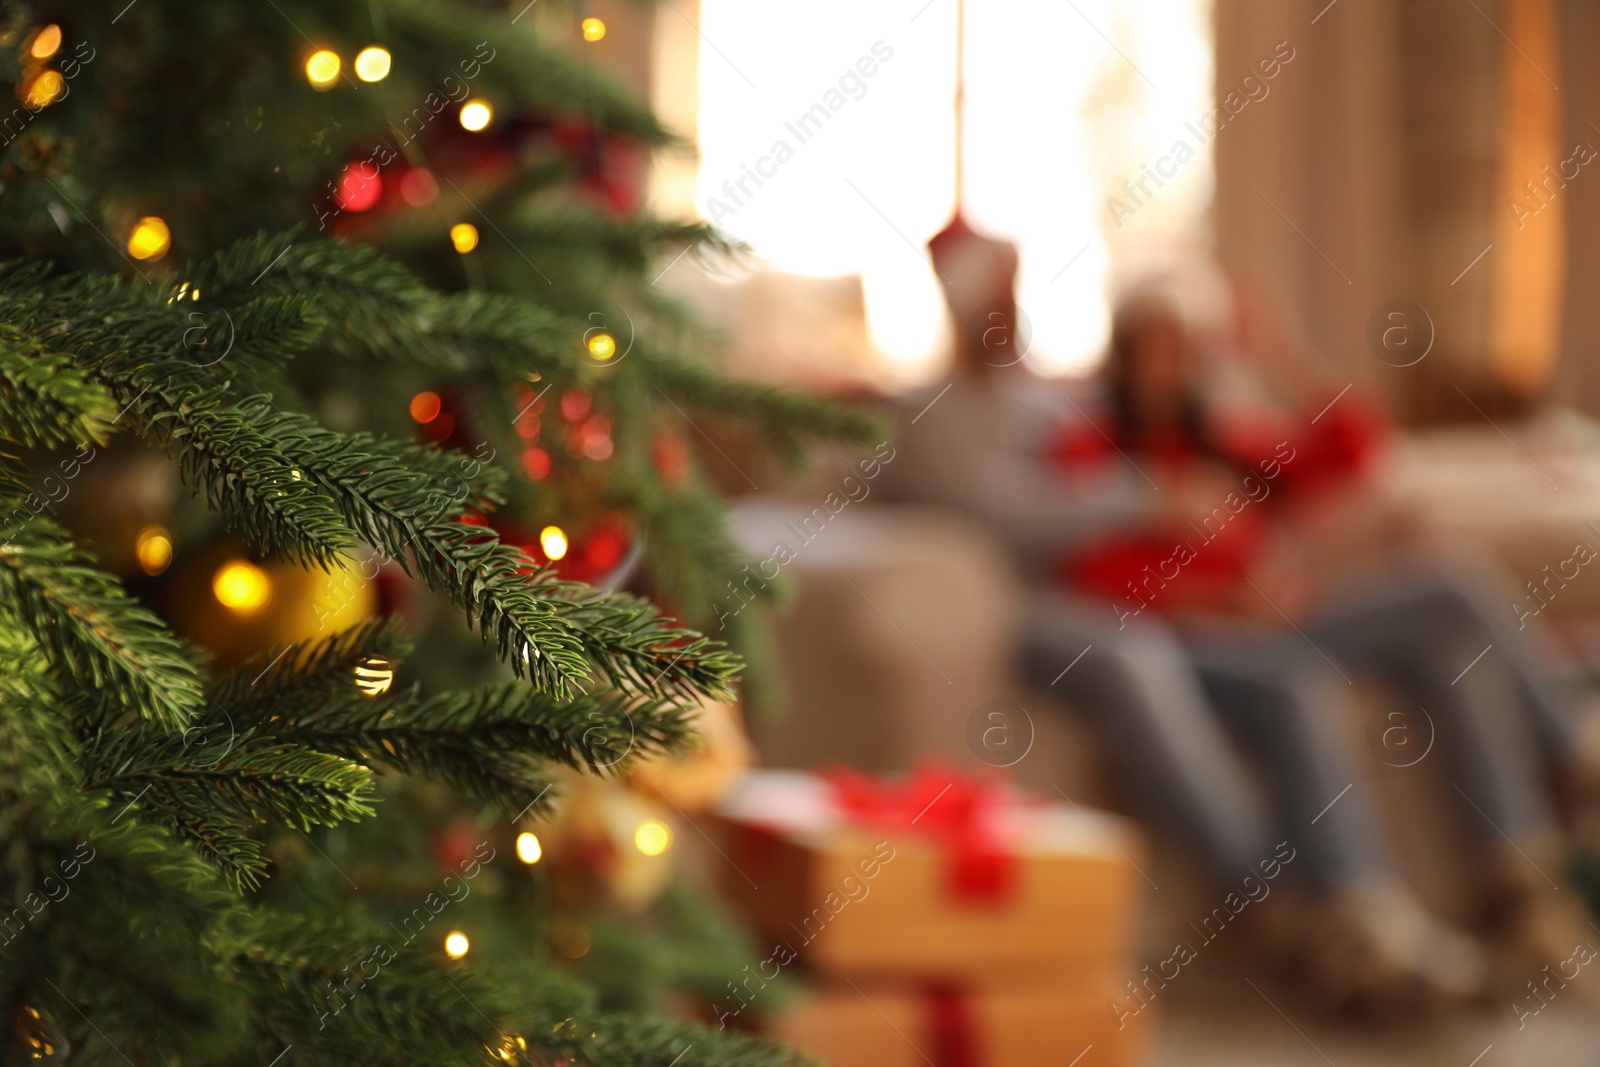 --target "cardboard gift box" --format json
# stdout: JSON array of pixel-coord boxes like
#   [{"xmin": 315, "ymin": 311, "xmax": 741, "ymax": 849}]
[
  {"xmin": 709, "ymin": 768, "xmax": 1147, "ymax": 982},
  {"xmin": 765, "ymin": 979, "xmax": 1152, "ymax": 1067}
]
